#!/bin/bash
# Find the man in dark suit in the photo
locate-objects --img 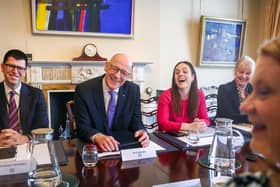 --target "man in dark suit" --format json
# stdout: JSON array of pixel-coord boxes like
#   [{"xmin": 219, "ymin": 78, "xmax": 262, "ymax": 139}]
[
  {"xmin": 0, "ymin": 49, "xmax": 48, "ymax": 147},
  {"xmin": 74, "ymin": 53, "xmax": 149, "ymax": 152}
]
